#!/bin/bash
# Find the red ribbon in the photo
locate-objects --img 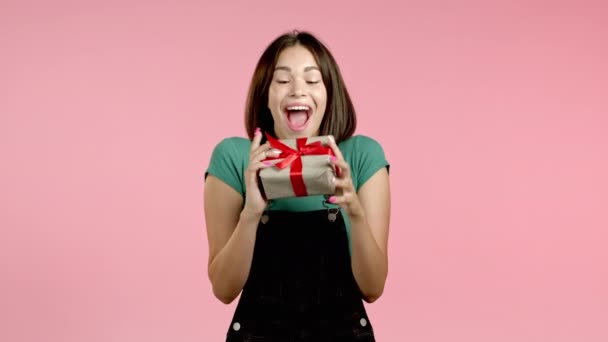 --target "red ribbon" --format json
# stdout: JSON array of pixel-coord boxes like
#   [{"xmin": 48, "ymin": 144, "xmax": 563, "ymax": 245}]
[{"xmin": 264, "ymin": 133, "xmax": 335, "ymax": 197}]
